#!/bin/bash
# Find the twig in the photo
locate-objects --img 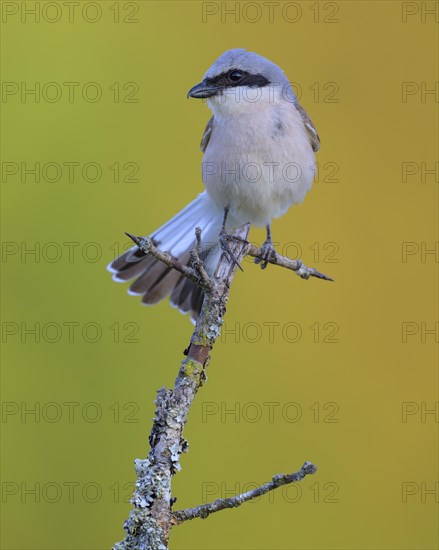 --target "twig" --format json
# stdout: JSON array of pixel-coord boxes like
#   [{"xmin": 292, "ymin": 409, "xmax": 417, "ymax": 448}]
[
  {"xmin": 125, "ymin": 232, "xmax": 213, "ymax": 290},
  {"xmin": 172, "ymin": 461, "xmax": 317, "ymax": 524},
  {"xmin": 246, "ymin": 243, "xmax": 333, "ymax": 281},
  {"xmin": 188, "ymin": 227, "xmax": 212, "ymax": 288}
]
